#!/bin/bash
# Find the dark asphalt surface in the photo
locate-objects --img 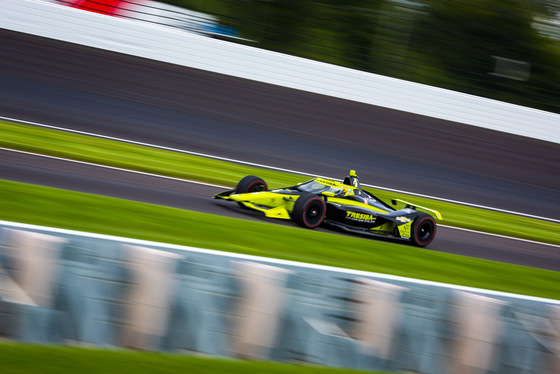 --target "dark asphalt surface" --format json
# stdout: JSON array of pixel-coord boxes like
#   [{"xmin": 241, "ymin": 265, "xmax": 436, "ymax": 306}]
[{"xmin": 1, "ymin": 29, "xmax": 559, "ymax": 271}]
